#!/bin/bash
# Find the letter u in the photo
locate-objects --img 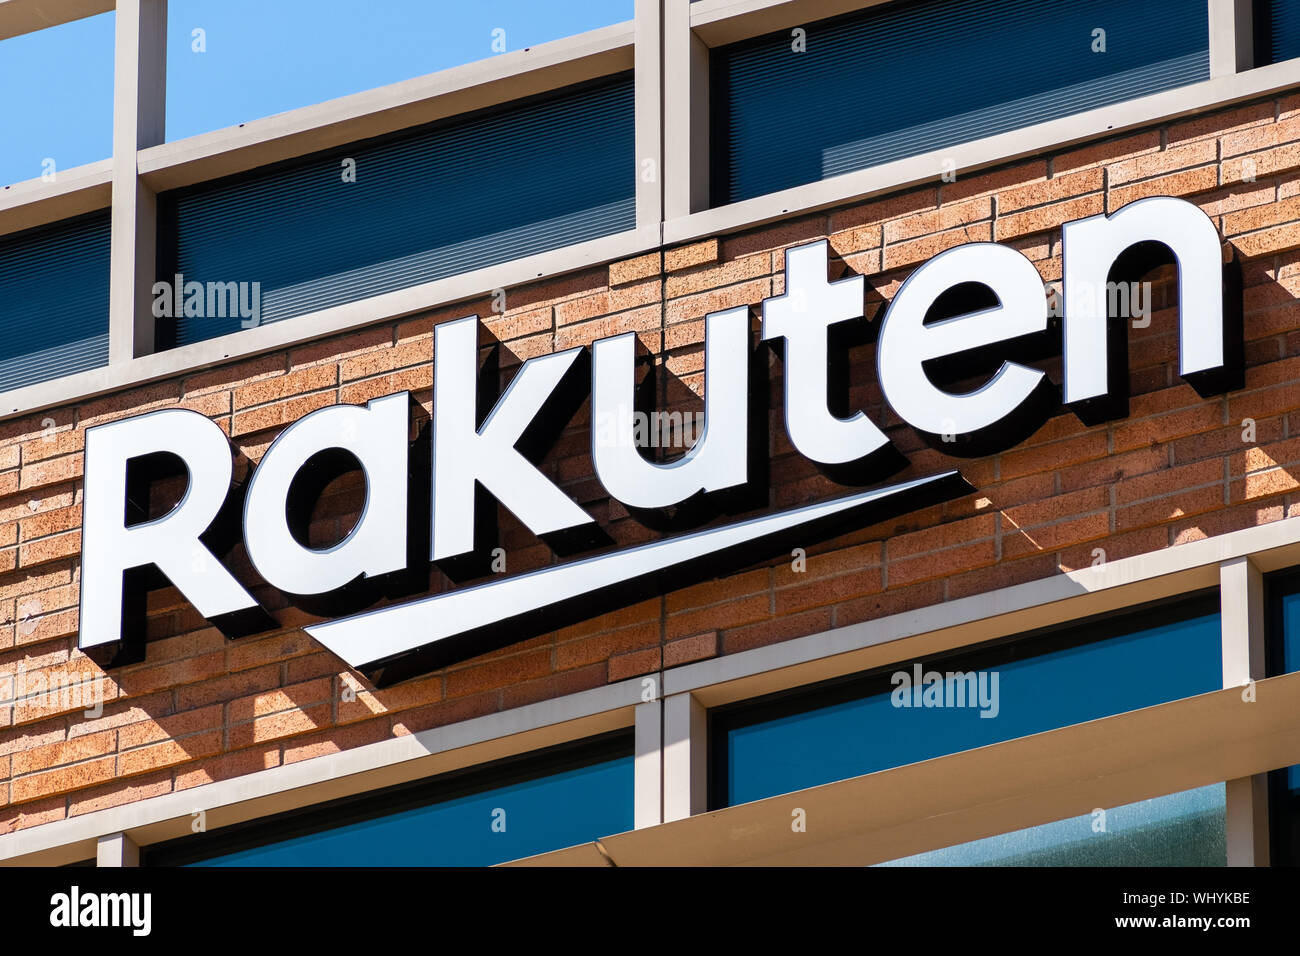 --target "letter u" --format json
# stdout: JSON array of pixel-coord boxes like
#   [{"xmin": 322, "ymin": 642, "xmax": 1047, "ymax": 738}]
[{"xmin": 591, "ymin": 307, "xmax": 750, "ymax": 510}]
